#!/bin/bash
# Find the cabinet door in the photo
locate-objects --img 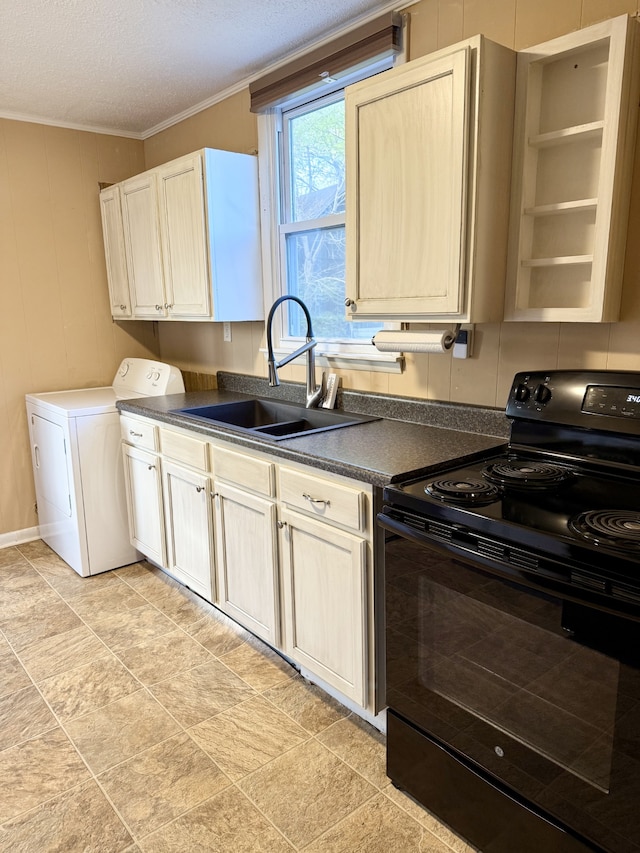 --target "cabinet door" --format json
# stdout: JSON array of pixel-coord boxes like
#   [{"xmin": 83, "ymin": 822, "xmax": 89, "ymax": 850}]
[
  {"xmin": 99, "ymin": 186, "xmax": 132, "ymax": 318},
  {"xmin": 162, "ymin": 461, "xmax": 214, "ymax": 601},
  {"xmin": 214, "ymin": 481, "xmax": 279, "ymax": 646},
  {"xmin": 122, "ymin": 444, "xmax": 166, "ymax": 566},
  {"xmin": 121, "ymin": 172, "xmax": 166, "ymax": 319},
  {"xmin": 279, "ymin": 508, "xmax": 367, "ymax": 705},
  {"xmin": 345, "ymin": 48, "xmax": 470, "ymax": 320},
  {"xmin": 157, "ymin": 153, "xmax": 211, "ymax": 319}
]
